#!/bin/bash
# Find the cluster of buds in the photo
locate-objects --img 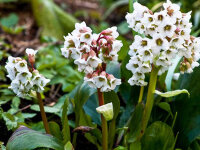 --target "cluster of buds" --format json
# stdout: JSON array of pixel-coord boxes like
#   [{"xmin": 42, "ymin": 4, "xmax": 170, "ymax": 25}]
[
  {"xmin": 5, "ymin": 49, "xmax": 50, "ymax": 98},
  {"xmin": 125, "ymin": 0, "xmax": 200, "ymax": 86},
  {"xmin": 61, "ymin": 22, "xmax": 122, "ymax": 92}
]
